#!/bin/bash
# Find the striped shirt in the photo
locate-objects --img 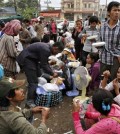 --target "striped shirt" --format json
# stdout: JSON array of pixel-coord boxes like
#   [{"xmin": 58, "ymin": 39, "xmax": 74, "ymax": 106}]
[
  {"xmin": 0, "ymin": 34, "xmax": 18, "ymax": 72},
  {"xmin": 79, "ymin": 26, "xmax": 100, "ymax": 52},
  {"xmin": 100, "ymin": 20, "xmax": 120, "ymax": 65}
]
